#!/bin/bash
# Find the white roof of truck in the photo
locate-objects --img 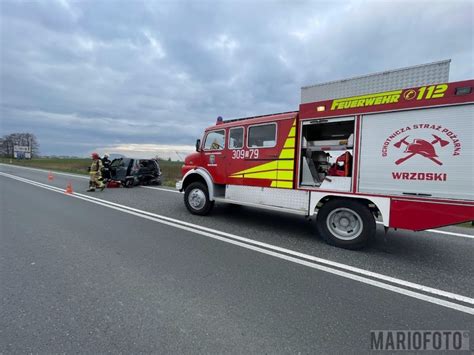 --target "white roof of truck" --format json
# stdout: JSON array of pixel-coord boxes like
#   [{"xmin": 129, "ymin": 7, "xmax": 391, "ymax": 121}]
[{"xmin": 301, "ymin": 60, "xmax": 450, "ymax": 104}]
